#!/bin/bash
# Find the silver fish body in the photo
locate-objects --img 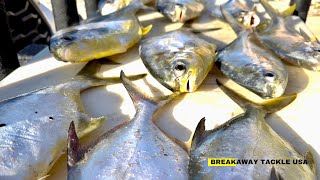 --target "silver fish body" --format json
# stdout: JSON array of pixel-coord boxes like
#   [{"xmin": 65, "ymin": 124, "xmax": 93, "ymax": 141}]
[
  {"xmin": 67, "ymin": 72, "xmax": 188, "ymax": 180},
  {"xmin": 256, "ymin": 0, "xmax": 320, "ymax": 71},
  {"xmin": 139, "ymin": 30, "xmax": 216, "ymax": 92},
  {"xmin": 217, "ymin": 7, "xmax": 287, "ymax": 98},
  {"xmin": 204, "ymin": 0, "xmax": 257, "ymax": 20},
  {"xmin": 156, "ymin": 0, "xmax": 204, "ymax": 22},
  {"xmin": 0, "ymin": 62, "xmax": 145, "ymax": 180},
  {"xmin": 217, "ymin": 31, "xmax": 288, "ymax": 98},
  {"xmin": 98, "ymin": 0, "xmax": 152, "ymax": 15},
  {"xmin": 49, "ymin": 6, "xmax": 152, "ymax": 63},
  {"xmin": 189, "ymin": 83, "xmax": 316, "ymax": 180}
]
